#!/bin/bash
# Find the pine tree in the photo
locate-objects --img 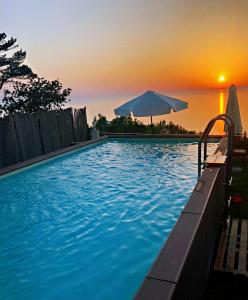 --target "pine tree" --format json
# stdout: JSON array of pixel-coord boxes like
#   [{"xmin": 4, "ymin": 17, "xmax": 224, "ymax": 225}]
[
  {"xmin": 0, "ymin": 33, "xmax": 34, "ymax": 90},
  {"xmin": 1, "ymin": 77, "xmax": 71, "ymax": 115}
]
